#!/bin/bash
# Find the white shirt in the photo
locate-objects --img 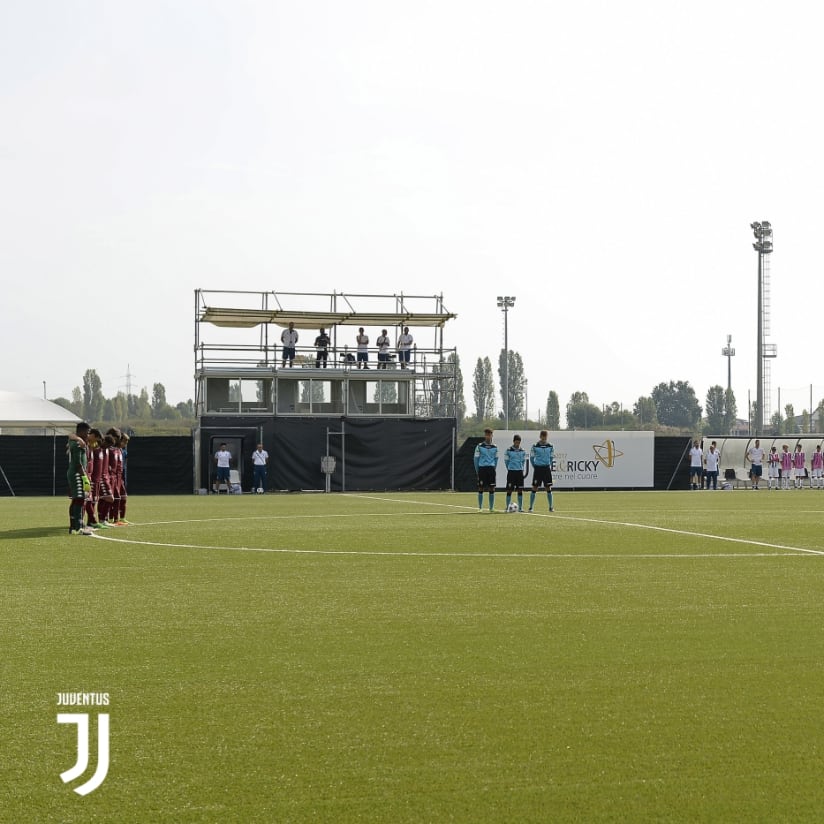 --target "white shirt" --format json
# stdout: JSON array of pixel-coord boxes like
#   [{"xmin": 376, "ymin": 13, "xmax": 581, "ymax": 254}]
[
  {"xmin": 252, "ymin": 449, "xmax": 269, "ymax": 466},
  {"xmin": 748, "ymin": 446, "xmax": 764, "ymax": 466},
  {"xmin": 689, "ymin": 446, "xmax": 703, "ymax": 468},
  {"xmin": 705, "ymin": 449, "xmax": 720, "ymax": 472},
  {"xmin": 281, "ymin": 328, "xmax": 298, "ymax": 346},
  {"xmin": 356, "ymin": 334, "xmax": 369, "ymax": 352},
  {"xmin": 215, "ymin": 450, "xmax": 231, "ymax": 468},
  {"xmin": 377, "ymin": 334, "xmax": 391, "ymax": 353},
  {"xmin": 398, "ymin": 332, "xmax": 413, "ymax": 351}
]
